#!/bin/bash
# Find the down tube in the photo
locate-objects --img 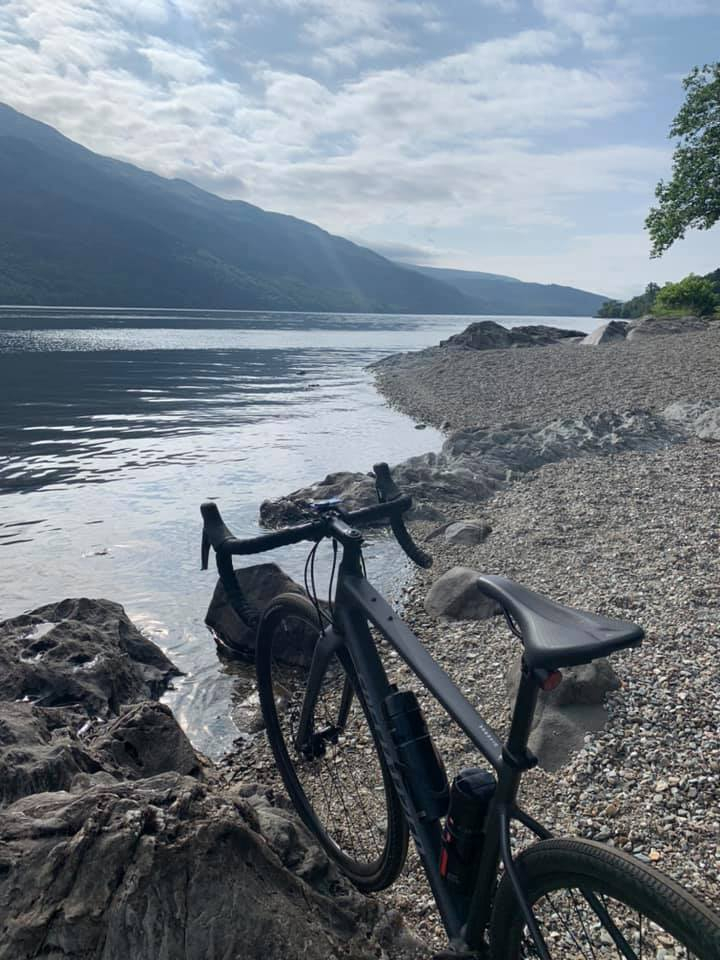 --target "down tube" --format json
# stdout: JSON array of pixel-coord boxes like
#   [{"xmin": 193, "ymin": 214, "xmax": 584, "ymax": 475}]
[{"xmin": 336, "ymin": 603, "xmax": 466, "ymax": 941}]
